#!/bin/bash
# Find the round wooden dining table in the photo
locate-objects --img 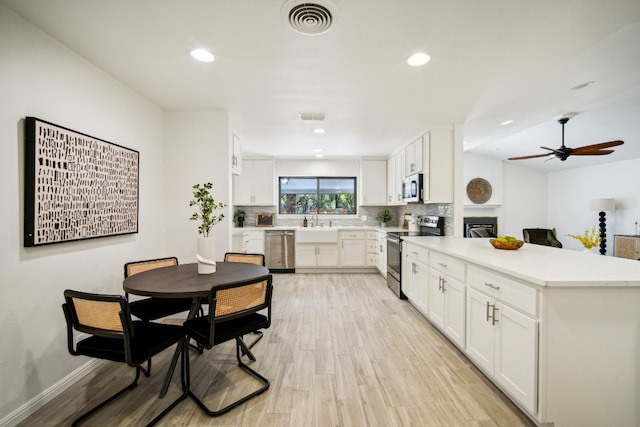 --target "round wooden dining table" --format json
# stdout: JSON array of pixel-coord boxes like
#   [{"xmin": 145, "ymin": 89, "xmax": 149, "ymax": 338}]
[
  {"xmin": 123, "ymin": 261, "xmax": 271, "ymax": 398},
  {"xmin": 123, "ymin": 261, "xmax": 270, "ymax": 299}
]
